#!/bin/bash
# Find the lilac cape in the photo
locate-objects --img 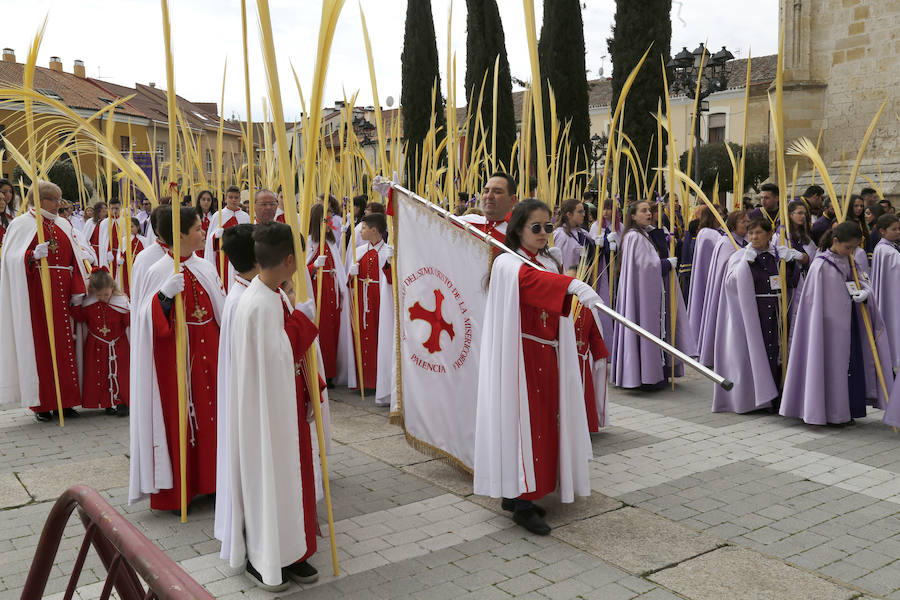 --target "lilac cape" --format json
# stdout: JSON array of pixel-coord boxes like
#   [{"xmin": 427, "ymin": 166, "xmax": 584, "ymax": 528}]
[
  {"xmin": 870, "ymin": 239, "xmax": 900, "ymax": 369},
  {"xmin": 698, "ymin": 235, "xmax": 743, "ymax": 367},
  {"xmin": 553, "ymin": 227, "xmax": 587, "ymax": 272},
  {"xmin": 712, "ymin": 252, "xmax": 779, "ymax": 413},
  {"xmin": 610, "ymin": 228, "xmax": 697, "ymax": 388},
  {"xmin": 780, "ymin": 250, "xmax": 893, "ymax": 424},
  {"xmin": 886, "ymin": 371, "xmax": 900, "ymax": 427},
  {"xmin": 687, "ymin": 228, "xmax": 724, "ymax": 347}
]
